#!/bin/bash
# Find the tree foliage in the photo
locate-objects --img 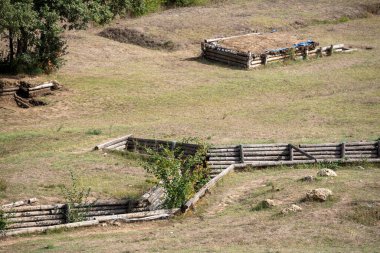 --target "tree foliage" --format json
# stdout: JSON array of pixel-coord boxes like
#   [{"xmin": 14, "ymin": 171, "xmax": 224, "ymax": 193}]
[
  {"xmin": 143, "ymin": 141, "xmax": 210, "ymax": 208},
  {"xmin": 0, "ymin": 0, "xmax": 113, "ymax": 74},
  {"xmin": 0, "ymin": 0, "xmax": 208, "ymax": 74}
]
